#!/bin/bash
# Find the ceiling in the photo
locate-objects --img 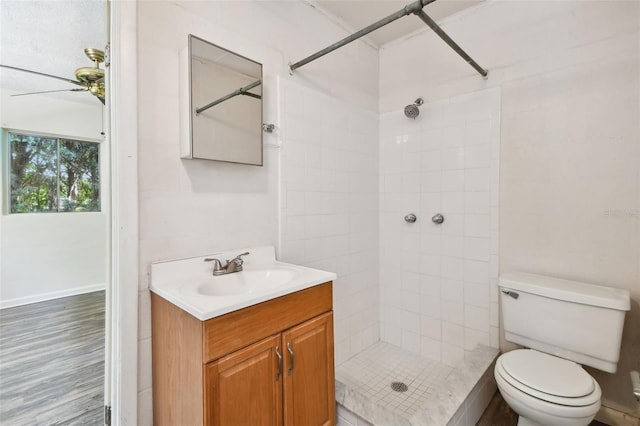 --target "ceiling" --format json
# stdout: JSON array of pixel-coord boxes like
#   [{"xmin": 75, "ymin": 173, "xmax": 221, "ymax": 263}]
[
  {"xmin": 315, "ymin": 0, "xmax": 483, "ymax": 47},
  {"xmin": 0, "ymin": 0, "xmax": 476, "ymax": 106},
  {"xmin": 0, "ymin": 0, "xmax": 107, "ymax": 105}
]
